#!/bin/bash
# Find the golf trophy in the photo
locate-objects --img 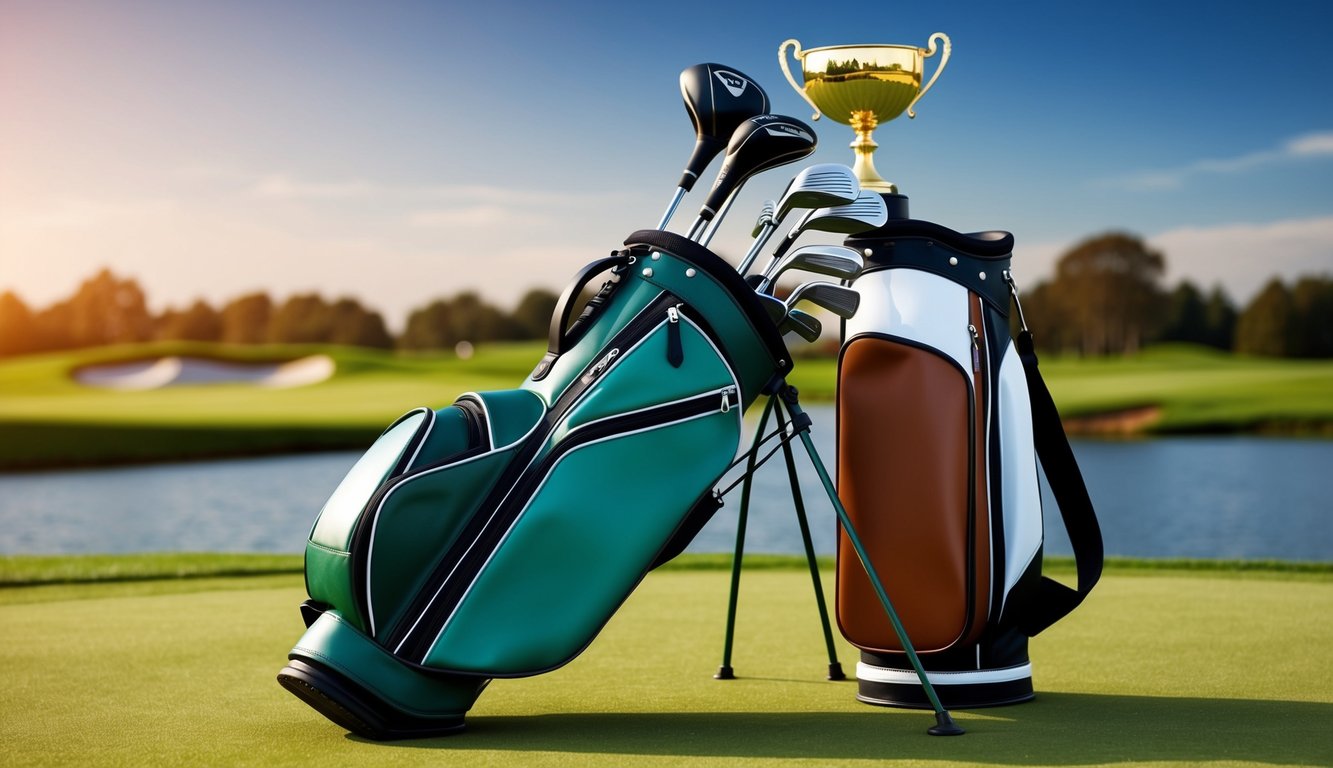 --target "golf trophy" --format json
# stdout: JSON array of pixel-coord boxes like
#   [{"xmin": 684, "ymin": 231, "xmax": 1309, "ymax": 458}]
[{"xmin": 779, "ymin": 34, "xmax": 951, "ymax": 208}]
